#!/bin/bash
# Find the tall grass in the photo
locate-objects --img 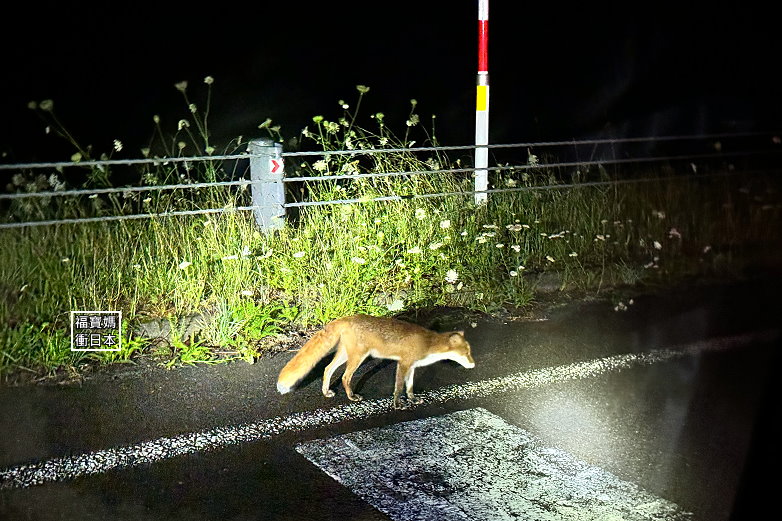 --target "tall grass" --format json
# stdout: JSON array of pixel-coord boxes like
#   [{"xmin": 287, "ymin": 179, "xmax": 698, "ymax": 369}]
[{"xmin": 1, "ymin": 82, "xmax": 780, "ymax": 382}]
